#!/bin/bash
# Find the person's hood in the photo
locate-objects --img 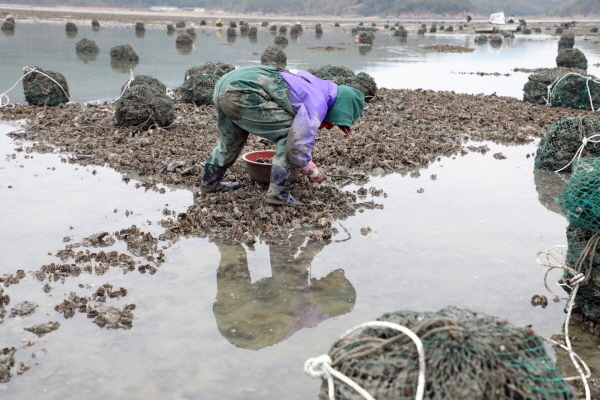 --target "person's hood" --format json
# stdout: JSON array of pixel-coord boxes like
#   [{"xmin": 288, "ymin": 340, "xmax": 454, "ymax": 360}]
[{"xmin": 323, "ymin": 85, "xmax": 364, "ymax": 129}]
